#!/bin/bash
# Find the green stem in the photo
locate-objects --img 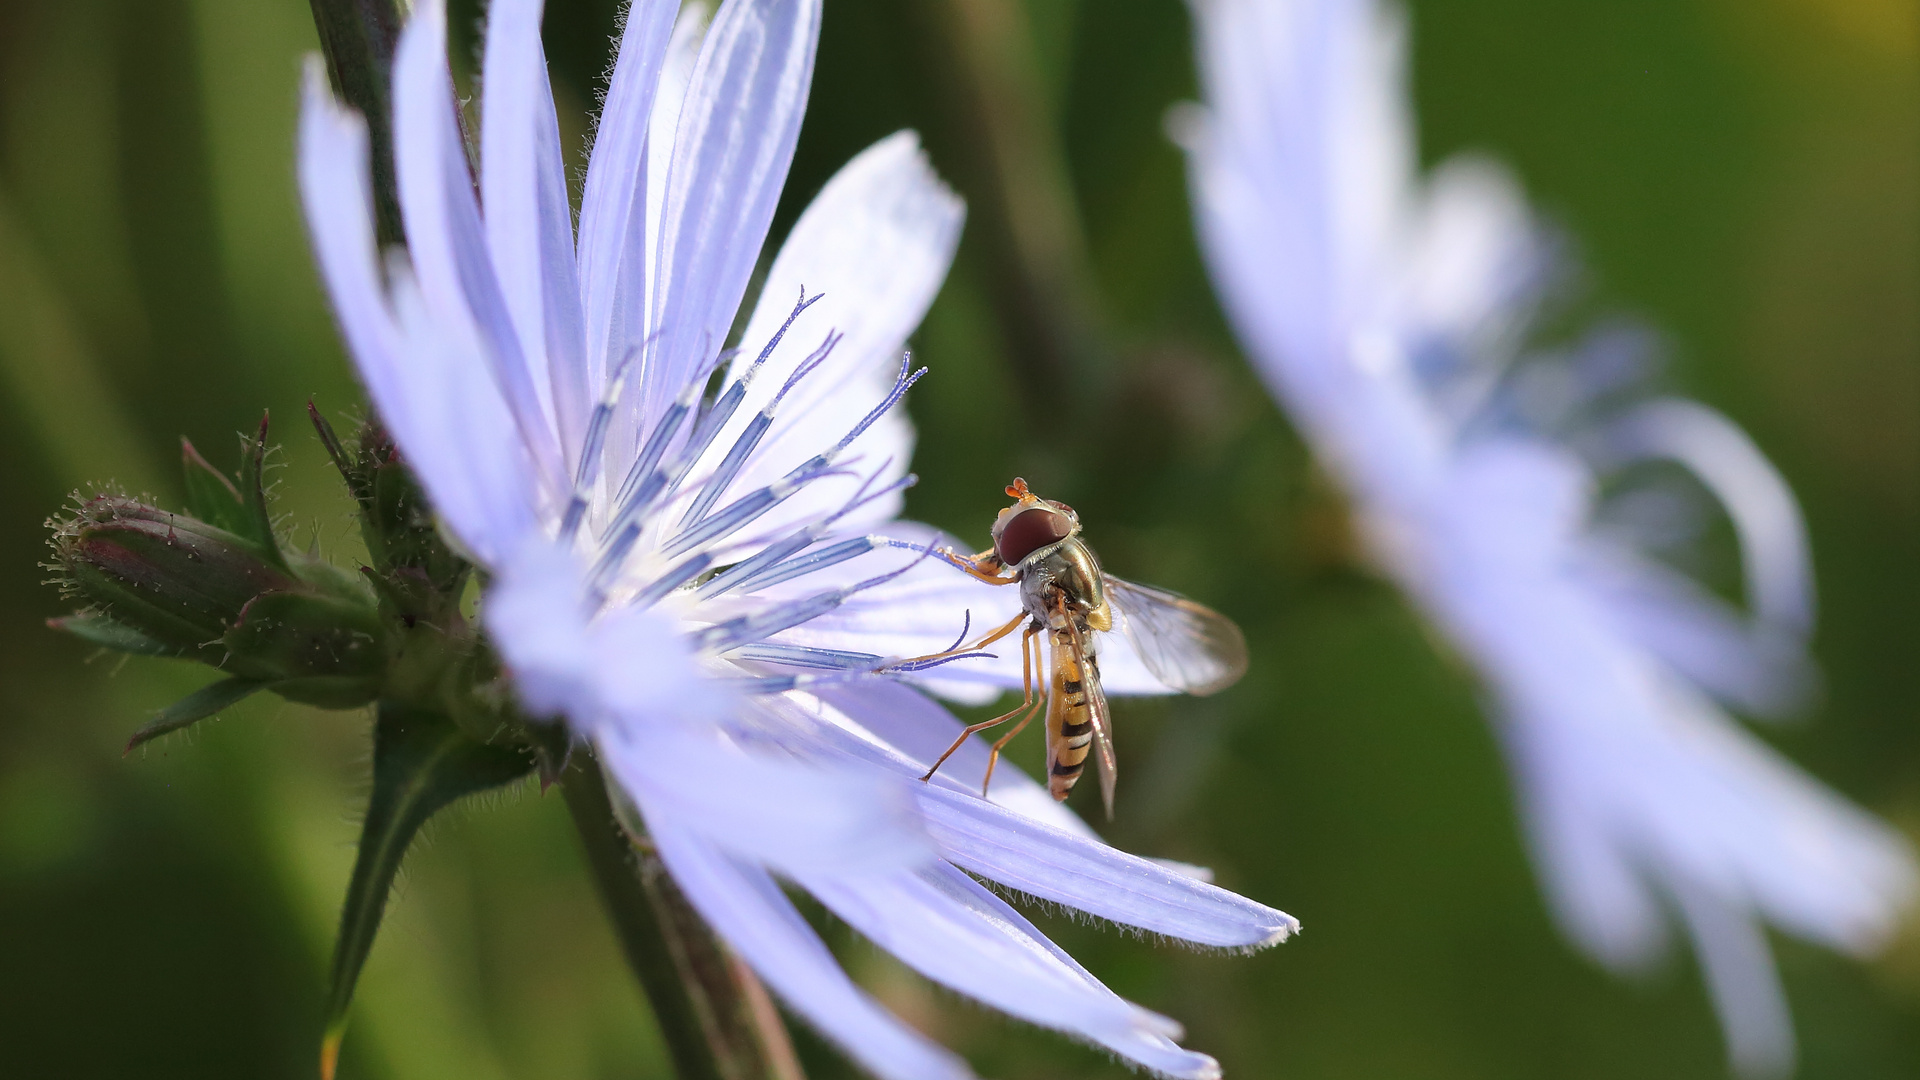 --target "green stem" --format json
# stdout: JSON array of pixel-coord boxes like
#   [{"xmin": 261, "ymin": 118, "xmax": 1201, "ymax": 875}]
[
  {"xmin": 307, "ymin": 0, "xmax": 408, "ymax": 247},
  {"xmin": 562, "ymin": 758, "xmax": 806, "ymax": 1080},
  {"xmin": 908, "ymin": 0, "xmax": 1108, "ymax": 428}
]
